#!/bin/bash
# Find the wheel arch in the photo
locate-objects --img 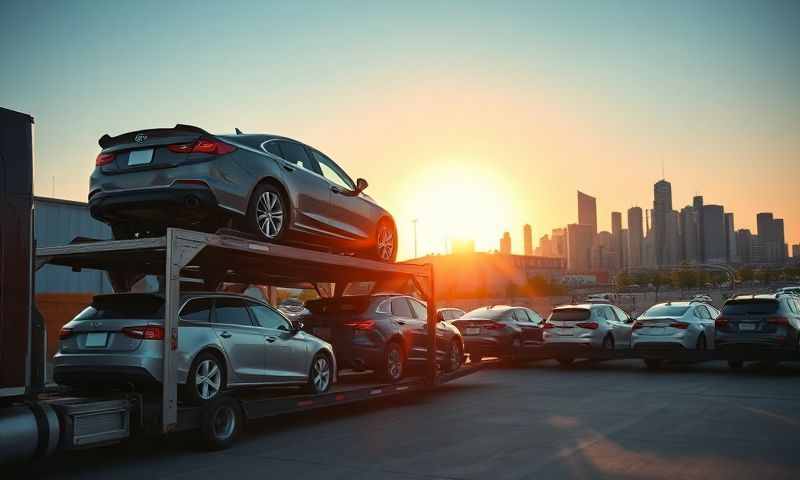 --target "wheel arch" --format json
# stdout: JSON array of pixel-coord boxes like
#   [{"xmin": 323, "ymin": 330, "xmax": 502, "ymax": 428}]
[
  {"xmin": 249, "ymin": 176, "xmax": 294, "ymax": 215},
  {"xmin": 190, "ymin": 346, "xmax": 229, "ymax": 387}
]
